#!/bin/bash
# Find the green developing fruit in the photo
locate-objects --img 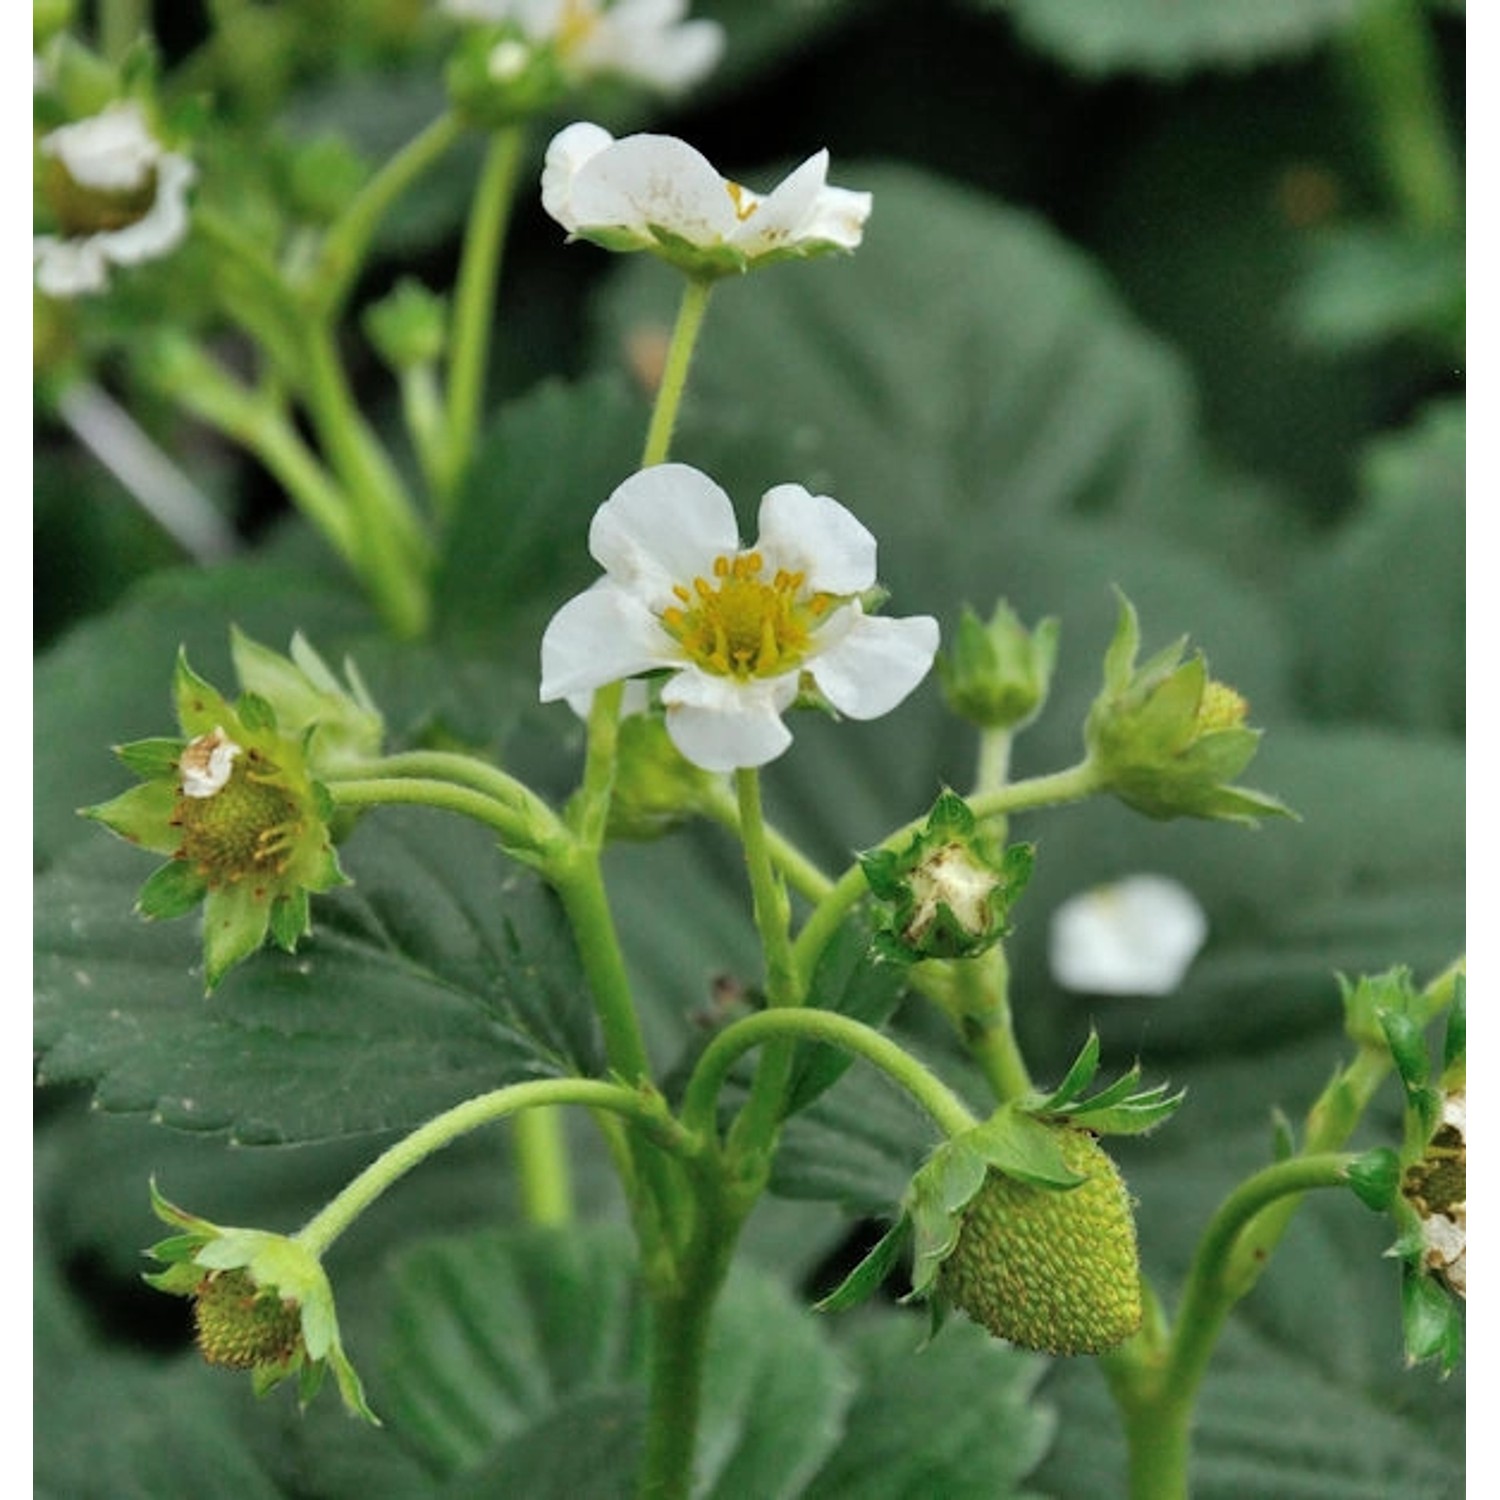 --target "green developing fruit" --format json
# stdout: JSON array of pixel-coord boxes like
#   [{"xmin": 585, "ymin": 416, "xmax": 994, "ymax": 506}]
[{"xmin": 939, "ymin": 1124, "xmax": 1142, "ymax": 1355}]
